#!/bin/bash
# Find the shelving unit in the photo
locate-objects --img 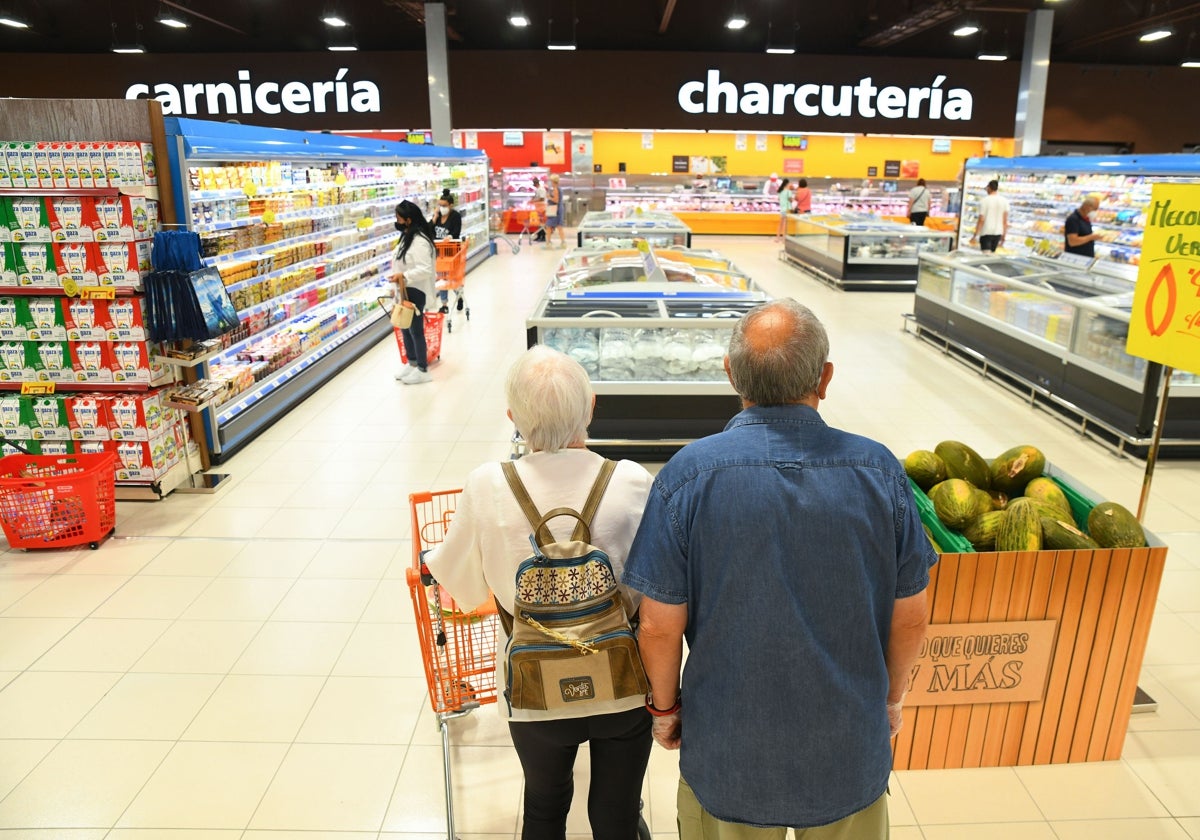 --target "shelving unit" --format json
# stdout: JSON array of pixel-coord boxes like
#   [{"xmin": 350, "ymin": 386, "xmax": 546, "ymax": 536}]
[
  {"xmin": 497, "ymin": 166, "xmax": 549, "ymax": 234},
  {"xmin": 162, "ymin": 118, "xmax": 489, "ymax": 462},
  {"xmin": 958, "ymin": 154, "xmax": 1200, "ymax": 266}
]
